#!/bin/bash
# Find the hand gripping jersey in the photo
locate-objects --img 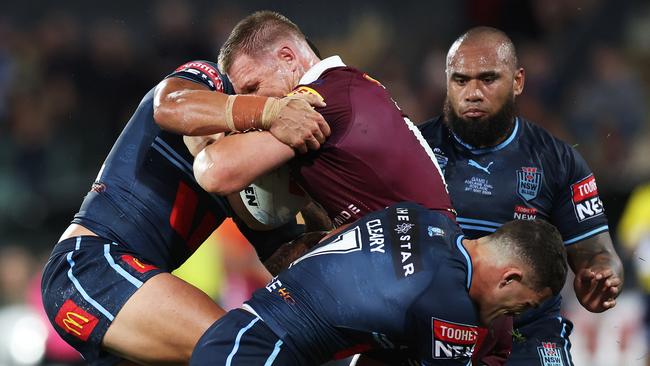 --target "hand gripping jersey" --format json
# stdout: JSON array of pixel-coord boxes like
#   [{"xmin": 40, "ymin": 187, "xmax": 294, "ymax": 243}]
[
  {"xmin": 419, "ymin": 116, "xmax": 609, "ymax": 326},
  {"xmin": 289, "ymin": 56, "xmax": 454, "ymax": 227},
  {"xmin": 71, "ymin": 60, "xmax": 301, "ymax": 271},
  {"xmin": 244, "ymin": 202, "xmax": 478, "ymax": 365}
]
